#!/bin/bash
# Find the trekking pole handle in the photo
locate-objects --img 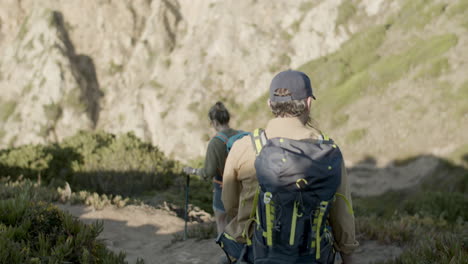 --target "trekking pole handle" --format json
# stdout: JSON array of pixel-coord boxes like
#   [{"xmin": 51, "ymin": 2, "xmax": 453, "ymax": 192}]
[{"xmin": 183, "ymin": 167, "xmax": 198, "ymax": 175}]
